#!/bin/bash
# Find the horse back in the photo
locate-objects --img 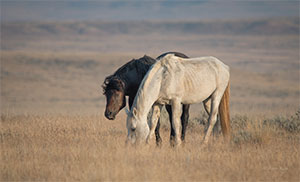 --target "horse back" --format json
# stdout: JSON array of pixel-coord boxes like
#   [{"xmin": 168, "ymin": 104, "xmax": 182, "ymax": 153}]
[{"xmin": 159, "ymin": 56, "xmax": 229, "ymax": 104}]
